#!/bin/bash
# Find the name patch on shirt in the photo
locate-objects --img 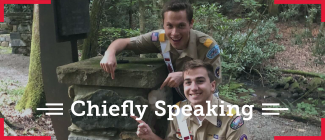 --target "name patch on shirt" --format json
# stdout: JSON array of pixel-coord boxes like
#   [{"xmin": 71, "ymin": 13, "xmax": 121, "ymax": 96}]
[
  {"xmin": 230, "ymin": 116, "xmax": 244, "ymax": 130},
  {"xmin": 151, "ymin": 32, "xmax": 159, "ymax": 42},
  {"xmin": 206, "ymin": 44, "xmax": 220, "ymax": 59}
]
